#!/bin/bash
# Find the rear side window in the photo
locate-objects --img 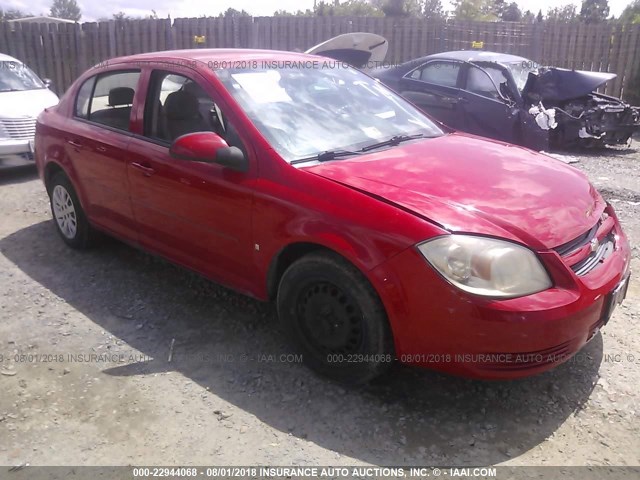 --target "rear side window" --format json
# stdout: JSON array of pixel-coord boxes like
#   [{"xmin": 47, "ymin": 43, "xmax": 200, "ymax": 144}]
[
  {"xmin": 74, "ymin": 70, "xmax": 141, "ymax": 131},
  {"xmin": 408, "ymin": 61, "xmax": 461, "ymax": 87}
]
